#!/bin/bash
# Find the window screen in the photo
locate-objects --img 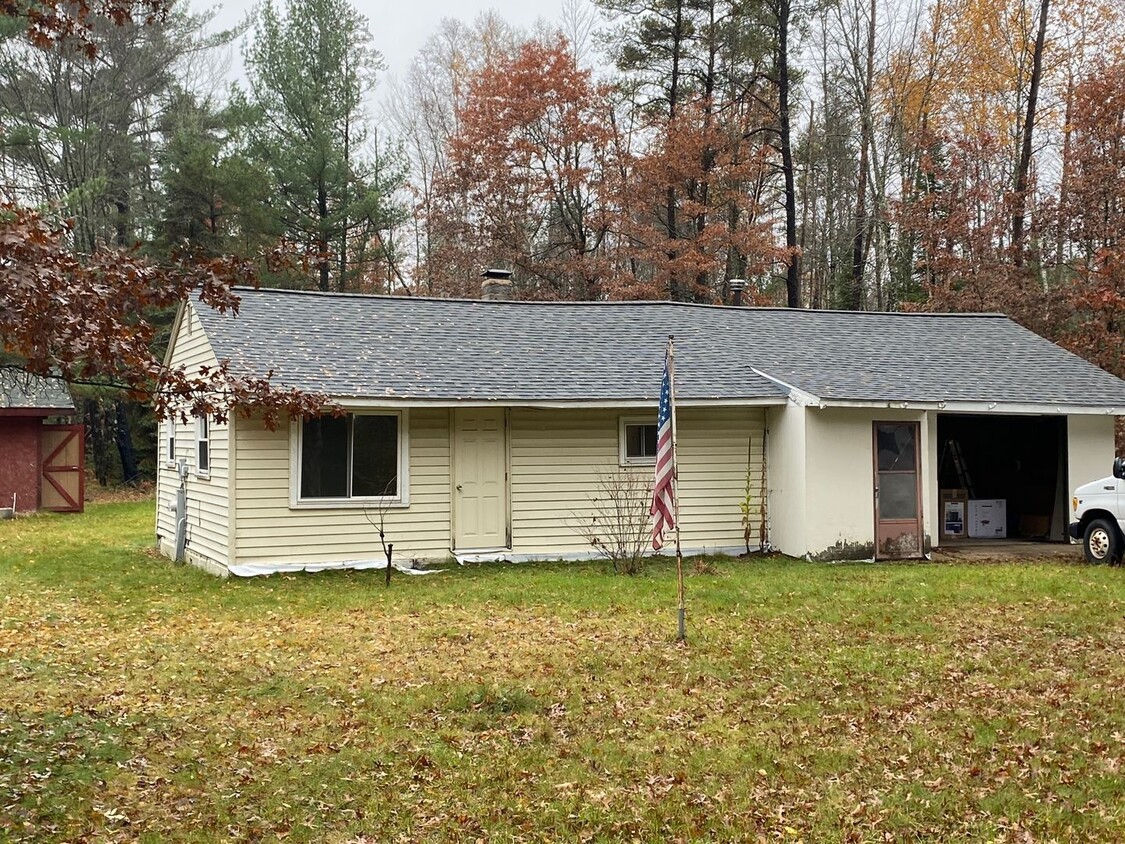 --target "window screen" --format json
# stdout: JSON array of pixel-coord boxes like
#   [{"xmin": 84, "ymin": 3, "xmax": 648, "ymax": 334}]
[
  {"xmin": 196, "ymin": 416, "xmax": 210, "ymax": 474},
  {"xmin": 300, "ymin": 414, "xmax": 399, "ymax": 499},
  {"xmin": 625, "ymin": 422, "xmax": 658, "ymax": 461},
  {"xmin": 352, "ymin": 415, "xmax": 398, "ymax": 496},
  {"xmin": 301, "ymin": 415, "xmax": 349, "ymax": 498}
]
